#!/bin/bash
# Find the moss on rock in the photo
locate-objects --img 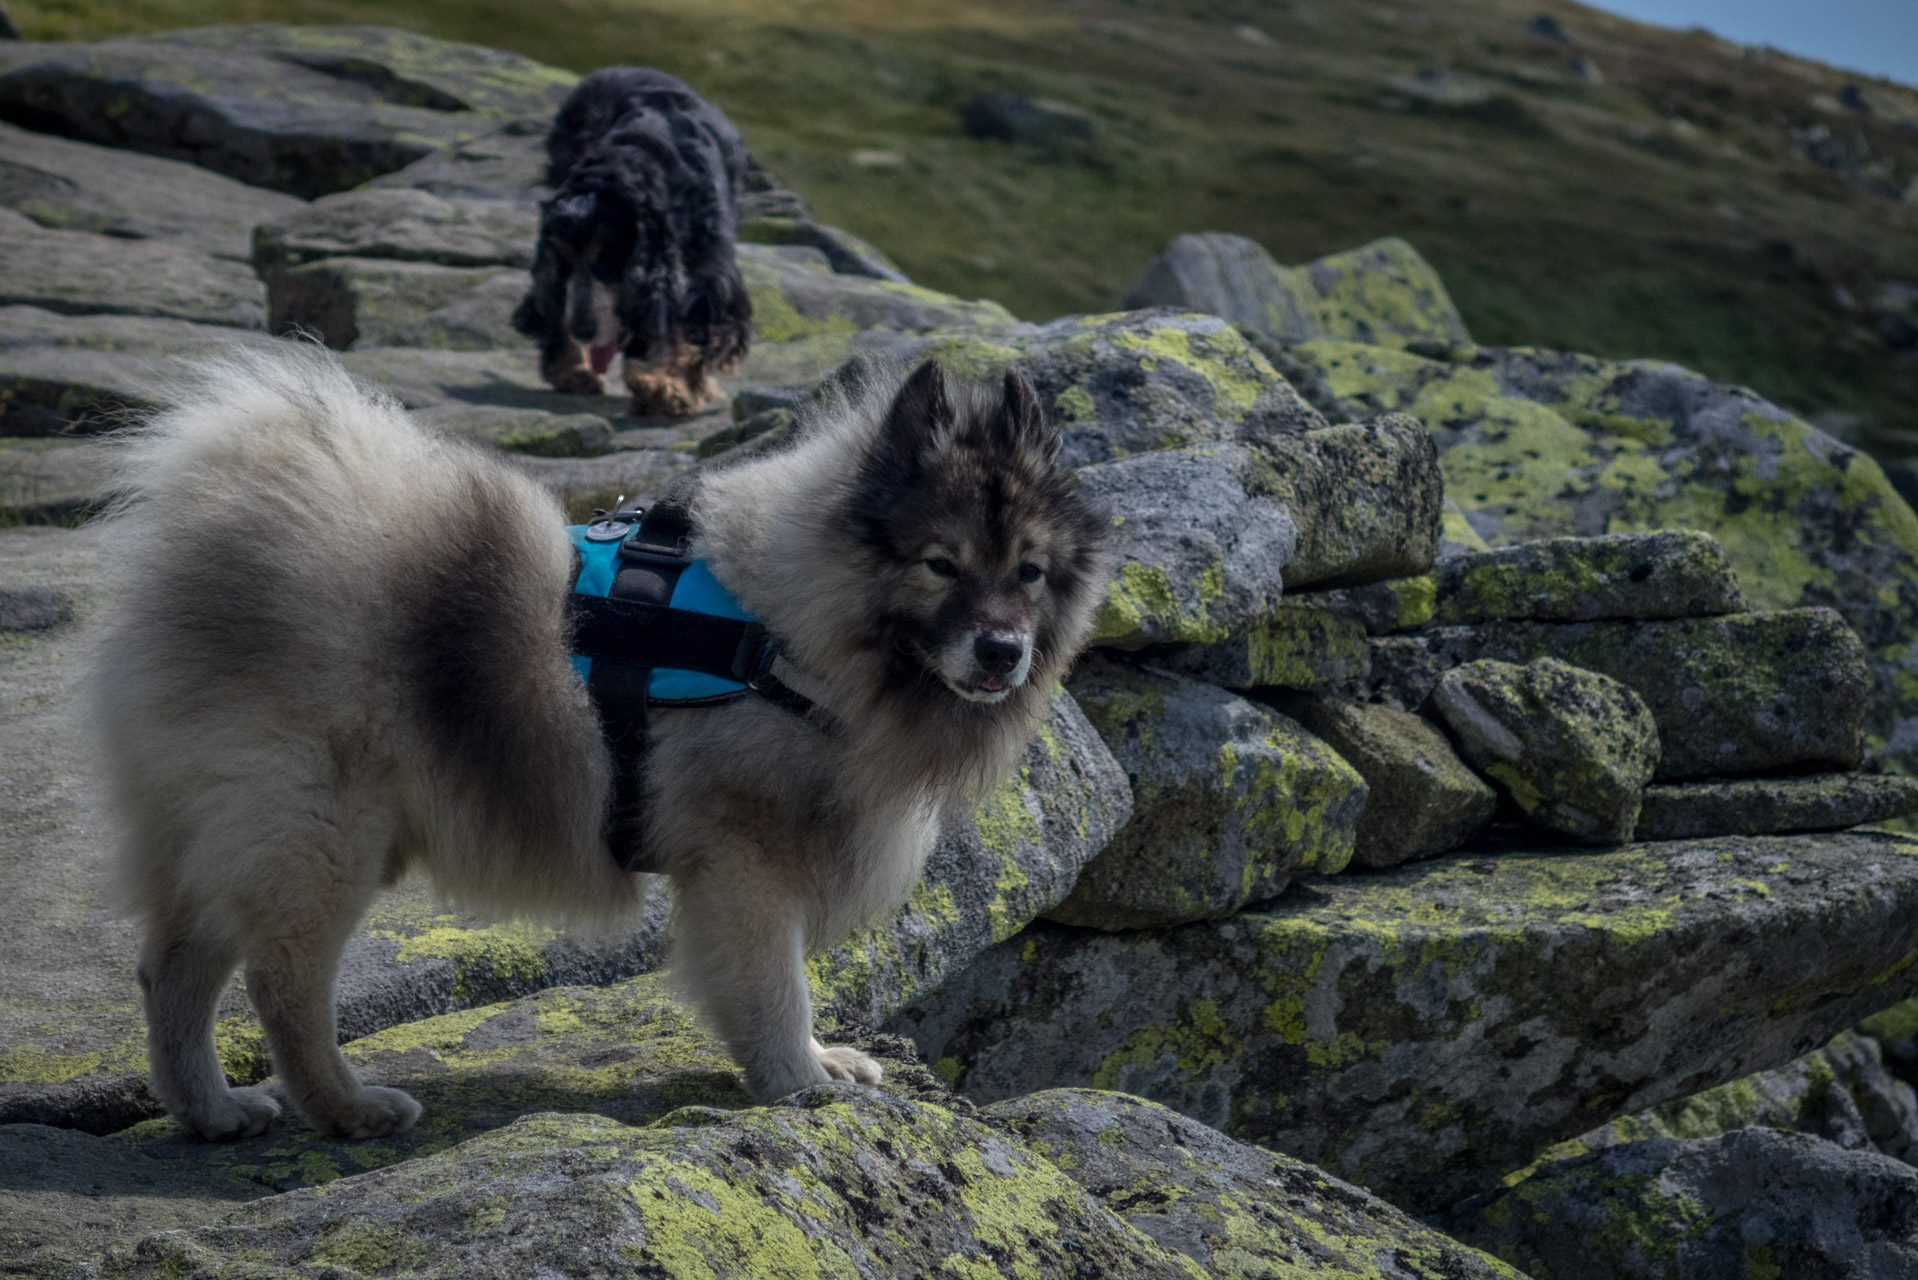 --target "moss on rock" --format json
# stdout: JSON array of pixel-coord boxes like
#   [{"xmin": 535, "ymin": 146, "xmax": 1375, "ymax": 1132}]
[
  {"xmin": 1433, "ymin": 530, "xmax": 1745, "ymax": 626},
  {"xmin": 1147, "ymin": 602, "xmax": 1371, "ymax": 690},
  {"xmin": 1051, "ymin": 656, "xmax": 1365, "ymax": 929},
  {"xmin": 1636, "ymin": 773, "xmax": 1918, "ymax": 841}
]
